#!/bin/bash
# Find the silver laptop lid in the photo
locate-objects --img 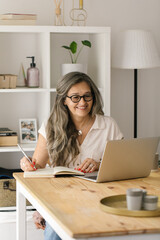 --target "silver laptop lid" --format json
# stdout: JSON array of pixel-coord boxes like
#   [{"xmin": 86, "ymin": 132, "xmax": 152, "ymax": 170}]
[{"xmin": 96, "ymin": 137, "xmax": 160, "ymax": 183}]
